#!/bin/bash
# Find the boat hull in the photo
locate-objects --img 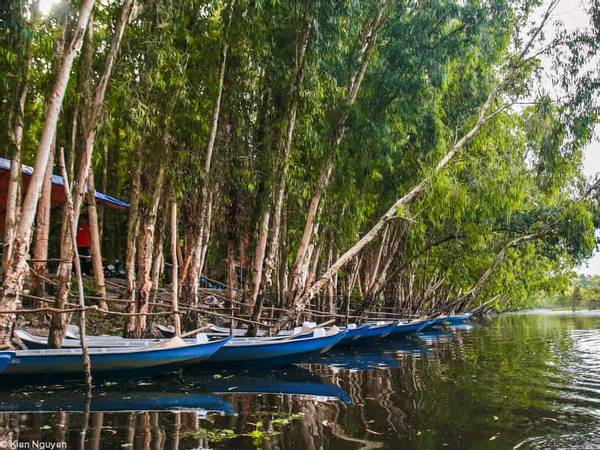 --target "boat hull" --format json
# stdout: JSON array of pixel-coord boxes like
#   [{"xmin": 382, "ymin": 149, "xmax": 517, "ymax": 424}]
[
  {"xmin": 3, "ymin": 337, "xmax": 231, "ymax": 376},
  {"xmin": 0, "ymin": 352, "xmax": 14, "ymax": 374},
  {"xmin": 389, "ymin": 319, "xmax": 432, "ymax": 336},
  {"xmin": 206, "ymin": 331, "xmax": 346, "ymax": 364},
  {"xmin": 343, "ymin": 322, "xmax": 398, "ymax": 345},
  {"xmin": 445, "ymin": 314, "xmax": 472, "ymax": 325},
  {"xmin": 420, "ymin": 317, "xmax": 447, "ymax": 331}
]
